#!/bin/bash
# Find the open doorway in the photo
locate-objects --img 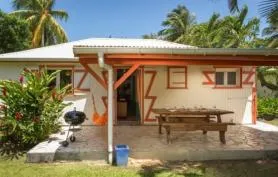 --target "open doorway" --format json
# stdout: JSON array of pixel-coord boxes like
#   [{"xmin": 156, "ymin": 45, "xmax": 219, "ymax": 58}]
[{"xmin": 116, "ymin": 69, "xmax": 141, "ymax": 125}]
